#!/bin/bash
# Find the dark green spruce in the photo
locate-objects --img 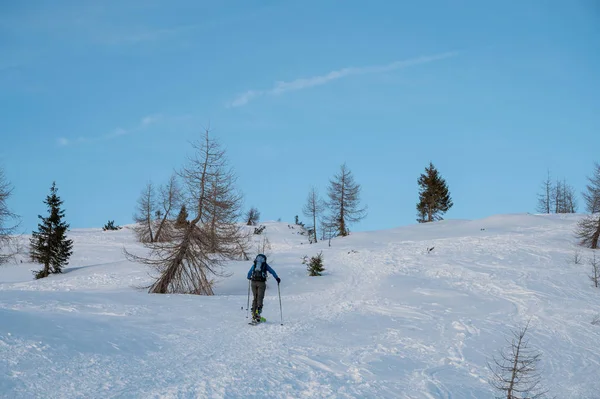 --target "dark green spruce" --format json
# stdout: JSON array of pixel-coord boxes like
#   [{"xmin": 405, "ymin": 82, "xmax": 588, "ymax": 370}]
[
  {"xmin": 30, "ymin": 182, "xmax": 73, "ymax": 279},
  {"xmin": 175, "ymin": 204, "xmax": 189, "ymax": 228},
  {"xmin": 416, "ymin": 162, "xmax": 453, "ymax": 223}
]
